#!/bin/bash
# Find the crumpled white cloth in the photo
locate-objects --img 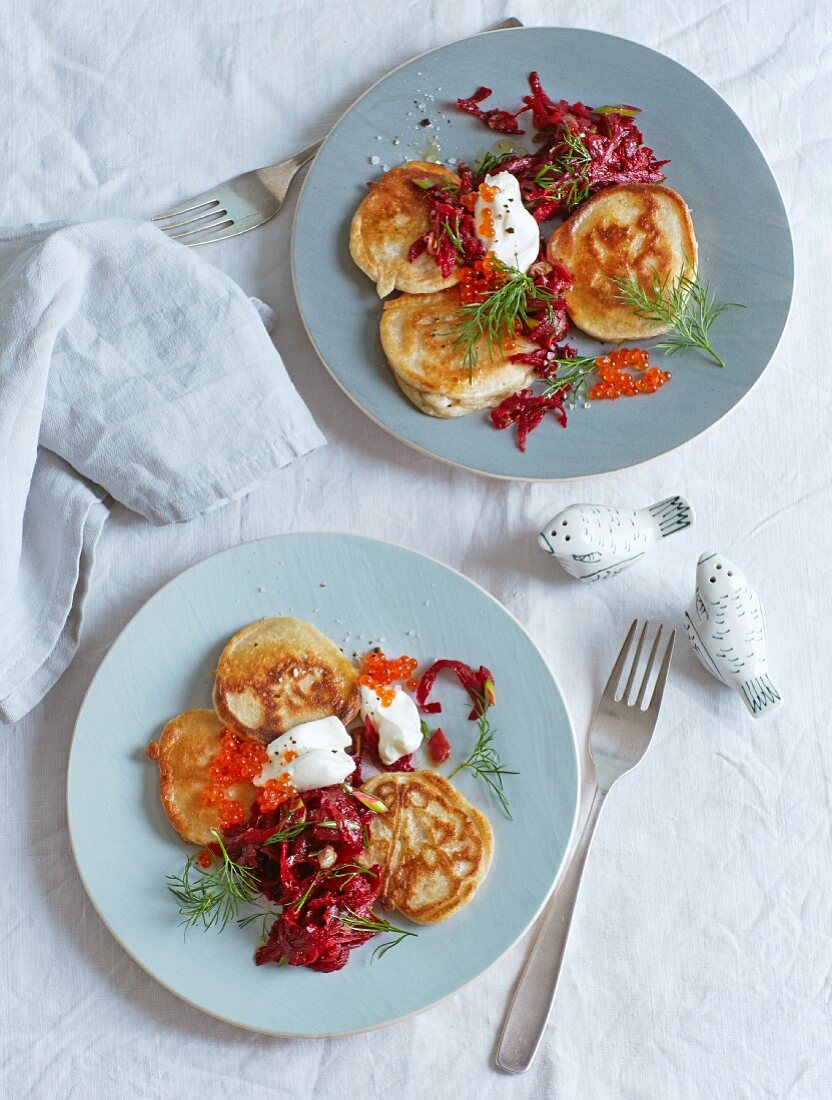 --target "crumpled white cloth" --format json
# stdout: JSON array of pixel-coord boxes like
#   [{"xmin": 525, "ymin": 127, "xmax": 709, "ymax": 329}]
[
  {"xmin": 2, "ymin": 2, "xmax": 831, "ymax": 1099},
  {"xmin": 0, "ymin": 219, "xmax": 324, "ymax": 723}
]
